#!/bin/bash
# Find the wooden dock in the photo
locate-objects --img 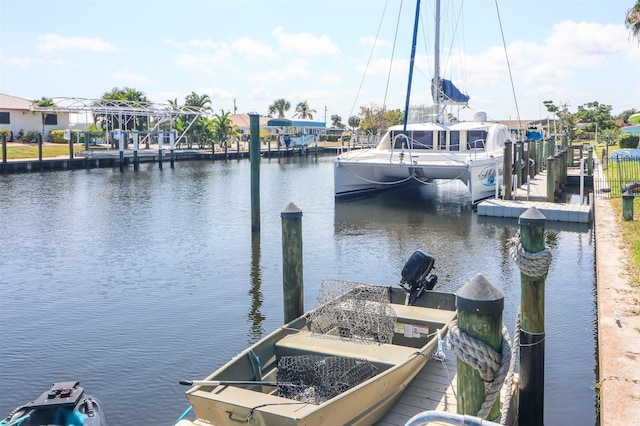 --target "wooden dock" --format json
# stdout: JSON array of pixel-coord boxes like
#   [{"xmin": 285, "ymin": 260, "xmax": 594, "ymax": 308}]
[
  {"xmin": 376, "ymin": 352, "xmax": 457, "ymax": 425},
  {"xmin": 376, "ymin": 348, "xmax": 518, "ymax": 426}
]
